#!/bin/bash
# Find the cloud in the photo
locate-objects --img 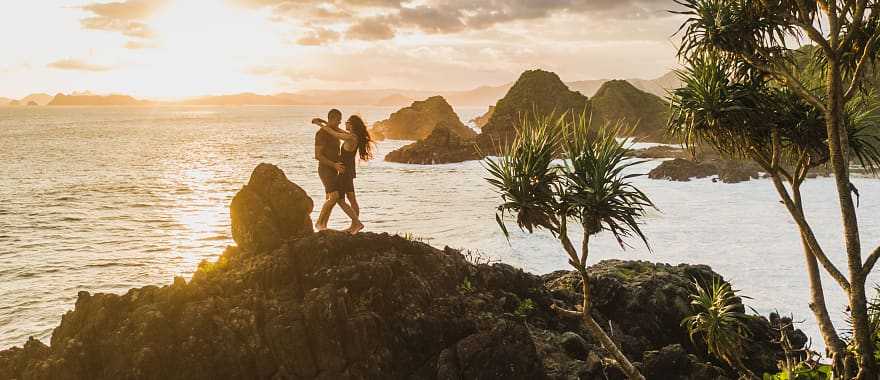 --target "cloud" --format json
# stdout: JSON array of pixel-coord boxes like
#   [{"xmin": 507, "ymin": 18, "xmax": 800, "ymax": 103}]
[
  {"xmin": 345, "ymin": 16, "xmax": 396, "ymax": 41},
  {"xmin": 79, "ymin": 0, "xmax": 167, "ymax": 47},
  {"xmin": 47, "ymin": 59, "xmax": 113, "ymax": 72},
  {"xmin": 236, "ymin": 0, "xmax": 677, "ymax": 40},
  {"xmin": 297, "ymin": 27, "xmax": 341, "ymax": 46}
]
